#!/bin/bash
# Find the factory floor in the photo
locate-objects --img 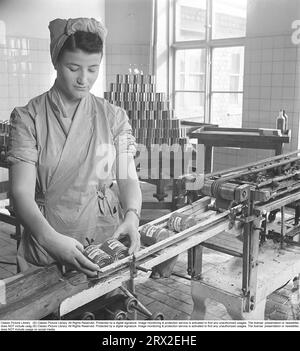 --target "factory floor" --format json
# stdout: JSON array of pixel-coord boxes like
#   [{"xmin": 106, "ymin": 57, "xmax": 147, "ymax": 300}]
[{"xmin": 0, "ymin": 181, "xmax": 296, "ymax": 320}]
